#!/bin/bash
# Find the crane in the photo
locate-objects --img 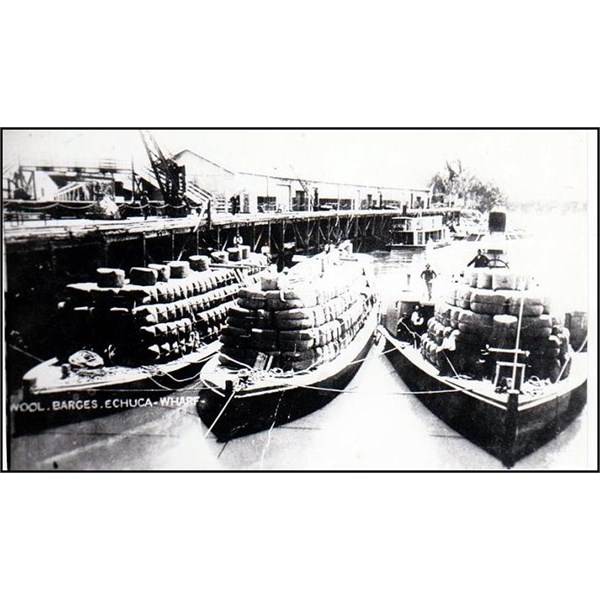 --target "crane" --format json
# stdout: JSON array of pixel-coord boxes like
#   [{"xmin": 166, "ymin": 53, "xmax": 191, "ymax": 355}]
[
  {"xmin": 289, "ymin": 164, "xmax": 316, "ymax": 211},
  {"xmin": 139, "ymin": 130, "xmax": 190, "ymax": 217}
]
